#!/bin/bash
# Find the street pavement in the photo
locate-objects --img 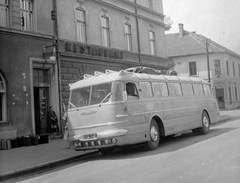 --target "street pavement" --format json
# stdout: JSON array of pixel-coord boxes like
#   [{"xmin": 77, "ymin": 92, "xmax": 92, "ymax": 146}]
[{"xmin": 0, "ymin": 109, "xmax": 237, "ymax": 181}]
